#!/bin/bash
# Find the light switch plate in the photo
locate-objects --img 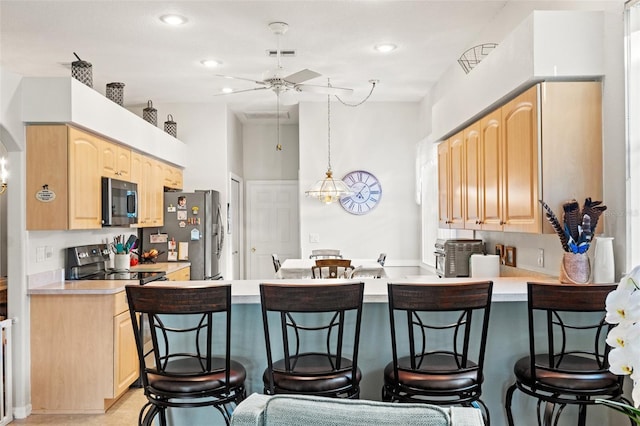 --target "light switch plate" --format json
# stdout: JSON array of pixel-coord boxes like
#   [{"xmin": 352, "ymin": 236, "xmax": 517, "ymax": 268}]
[{"xmin": 309, "ymin": 233, "xmax": 320, "ymax": 243}]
